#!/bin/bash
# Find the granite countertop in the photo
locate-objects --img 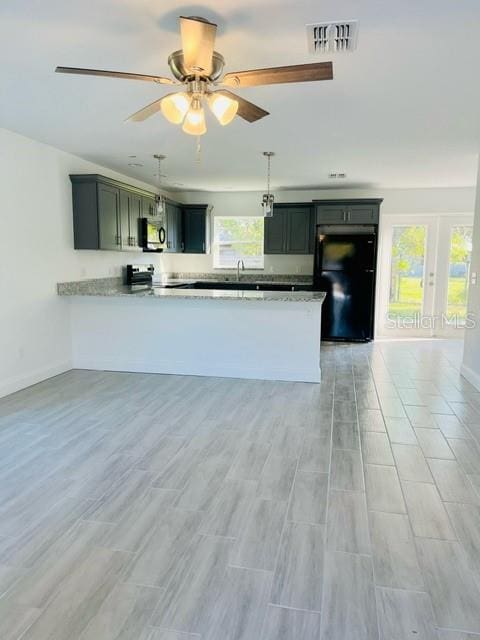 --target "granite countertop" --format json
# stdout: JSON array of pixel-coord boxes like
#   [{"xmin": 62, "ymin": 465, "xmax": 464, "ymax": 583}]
[{"xmin": 57, "ymin": 279, "xmax": 326, "ymax": 304}]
